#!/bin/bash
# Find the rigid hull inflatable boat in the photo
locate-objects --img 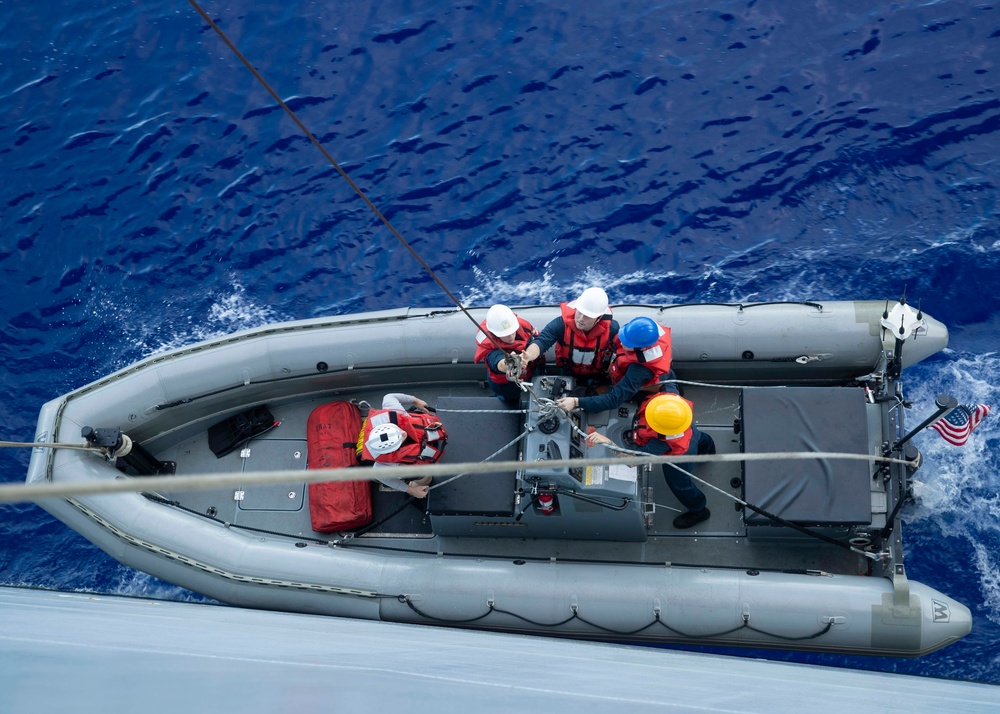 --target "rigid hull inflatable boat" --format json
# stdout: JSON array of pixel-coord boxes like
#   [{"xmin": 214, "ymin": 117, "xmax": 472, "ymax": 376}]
[{"xmin": 26, "ymin": 300, "xmax": 972, "ymax": 656}]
